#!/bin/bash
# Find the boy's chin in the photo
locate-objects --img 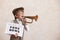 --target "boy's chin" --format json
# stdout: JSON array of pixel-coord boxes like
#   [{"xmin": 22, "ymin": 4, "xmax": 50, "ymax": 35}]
[{"xmin": 18, "ymin": 18, "xmax": 23, "ymax": 20}]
